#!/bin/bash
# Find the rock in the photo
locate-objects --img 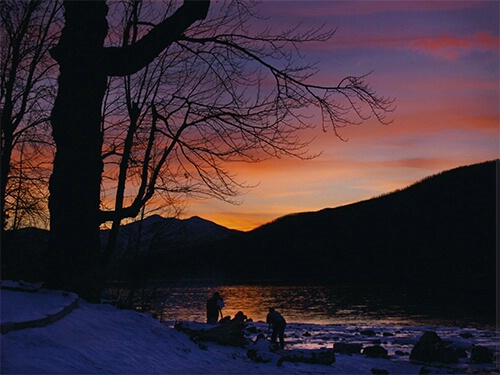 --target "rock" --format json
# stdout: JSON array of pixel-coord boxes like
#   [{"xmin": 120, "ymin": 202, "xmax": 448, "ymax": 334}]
[
  {"xmin": 247, "ymin": 335, "xmax": 275, "ymax": 363},
  {"xmin": 334, "ymin": 342, "xmax": 363, "ymax": 354},
  {"xmin": 248, "ymin": 335, "xmax": 336, "ymax": 366},
  {"xmin": 459, "ymin": 332, "xmax": 474, "ymax": 339},
  {"xmin": 278, "ymin": 348, "xmax": 336, "ymax": 365},
  {"xmin": 303, "ymin": 331, "xmax": 312, "ymax": 337},
  {"xmin": 201, "ymin": 320, "xmax": 247, "ymax": 347},
  {"xmin": 363, "ymin": 345, "xmax": 388, "ymax": 358},
  {"xmin": 410, "ymin": 331, "xmax": 458, "ymax": 364},
  {"xmin": 383, "ymin": 332, "xmax": 394, "ymax": 337},
  {"xmin": 175, "ymin": 312, "xmax": 249, "ymax": 348},
  {"xmin": 470, "ymin": 346, "xmax": 494, "ymax": 363},
  {"xmin": 371, "ymin": 368, "xmax": 389, "ymax": 375},
  {"xmin": 246, "ymin": 326, "xmax": 258, "ymax": 334},
  {"xmin": 440, "ymin": 347, "xmax": 459, "ymax": 363},
  {"xmin": 395, "ymin": 350, "xmax": 409, "ymax": 356},
  {"xmin": 361, "ymin": 329, "xmax": 377, "ymax": 336},
  {"xmin": 455, "ymin": 347, "xmax": 467, "ymax": 358}
]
